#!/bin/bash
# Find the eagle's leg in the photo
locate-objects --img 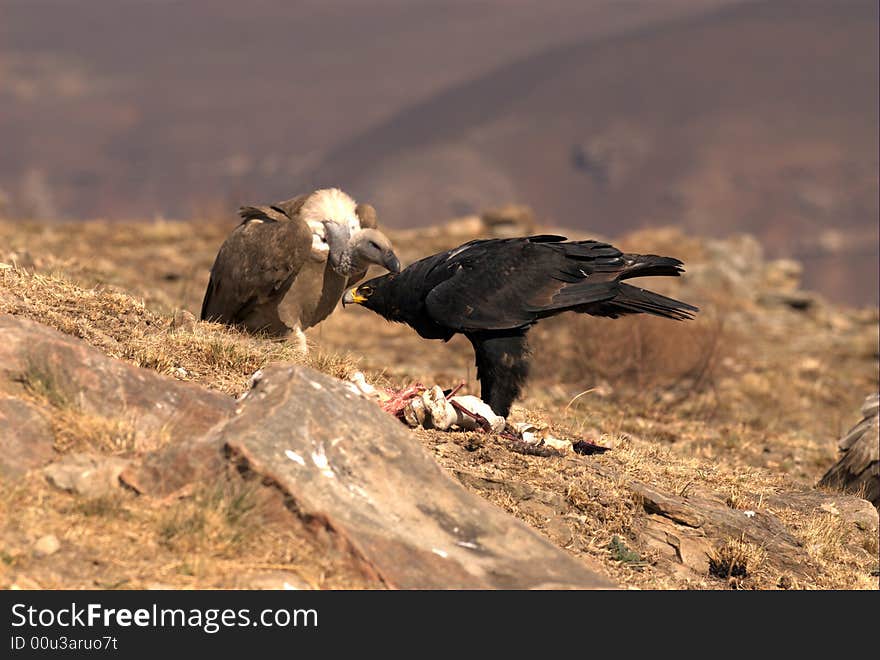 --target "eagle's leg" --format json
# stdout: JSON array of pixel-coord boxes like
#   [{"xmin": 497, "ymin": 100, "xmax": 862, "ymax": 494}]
[{"xmin": 466, "ymin": 331, "xmax": 530, "ymax": 418}]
